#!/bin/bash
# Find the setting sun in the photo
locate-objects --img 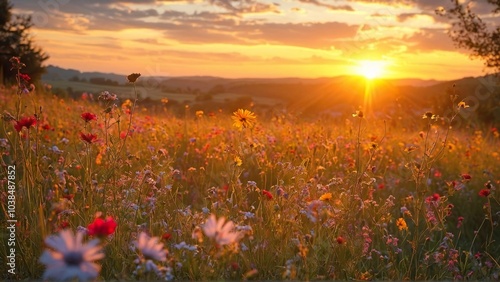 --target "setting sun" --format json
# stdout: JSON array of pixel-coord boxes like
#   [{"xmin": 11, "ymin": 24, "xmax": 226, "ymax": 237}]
[{"xmin": 355, "ymin": 60, "xmax": 387, "ymax": 79}]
